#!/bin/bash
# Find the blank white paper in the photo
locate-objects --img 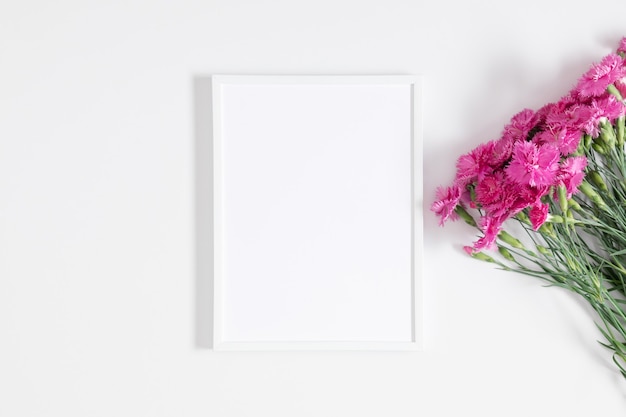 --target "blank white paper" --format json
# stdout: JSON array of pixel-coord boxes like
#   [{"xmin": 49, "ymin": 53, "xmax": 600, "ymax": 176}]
[{"xmin": 215, "ymin": 79, "xmax": 414, "ymax": 344}]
